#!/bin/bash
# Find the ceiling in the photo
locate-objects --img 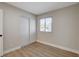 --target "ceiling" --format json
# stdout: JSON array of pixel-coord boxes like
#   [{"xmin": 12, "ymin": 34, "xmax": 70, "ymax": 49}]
[{"xmin": 7, "ymin": 2, "xmax": 78, "ymax": 15}]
